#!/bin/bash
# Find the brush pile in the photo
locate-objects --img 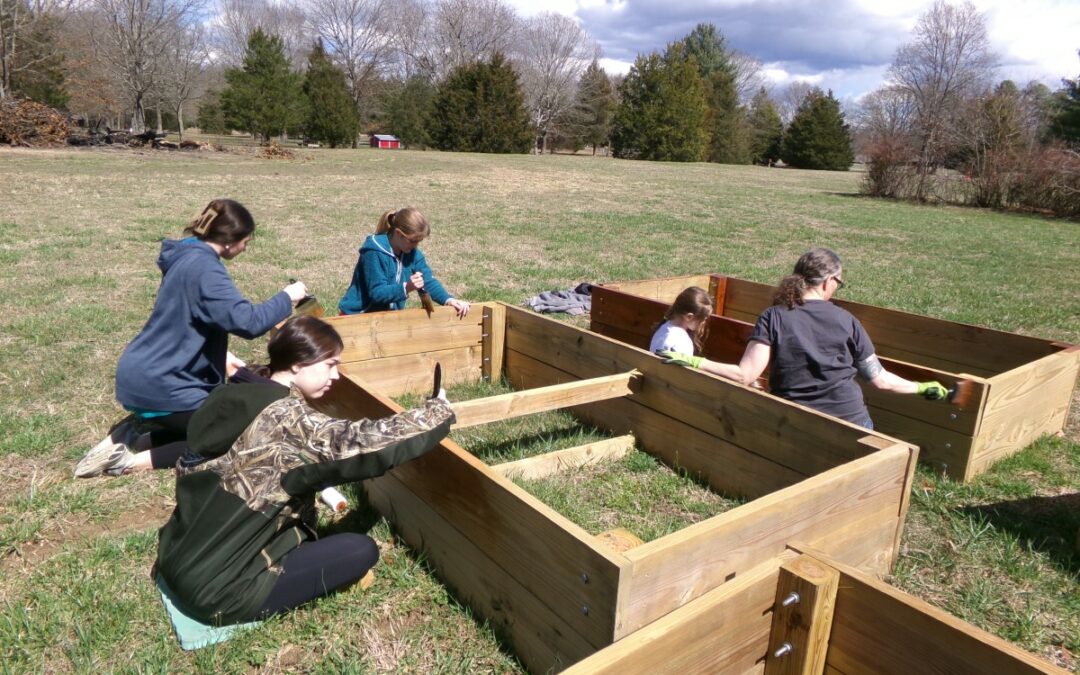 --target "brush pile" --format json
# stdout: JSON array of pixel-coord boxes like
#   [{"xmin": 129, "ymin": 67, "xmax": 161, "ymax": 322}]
[
  {"xmin": 258, "ymin": 140, "xmax": 295, "ymax": 160},
  {"xmin": 0, "ymin": 98, "xmax": 70, "ymax": 146}
]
